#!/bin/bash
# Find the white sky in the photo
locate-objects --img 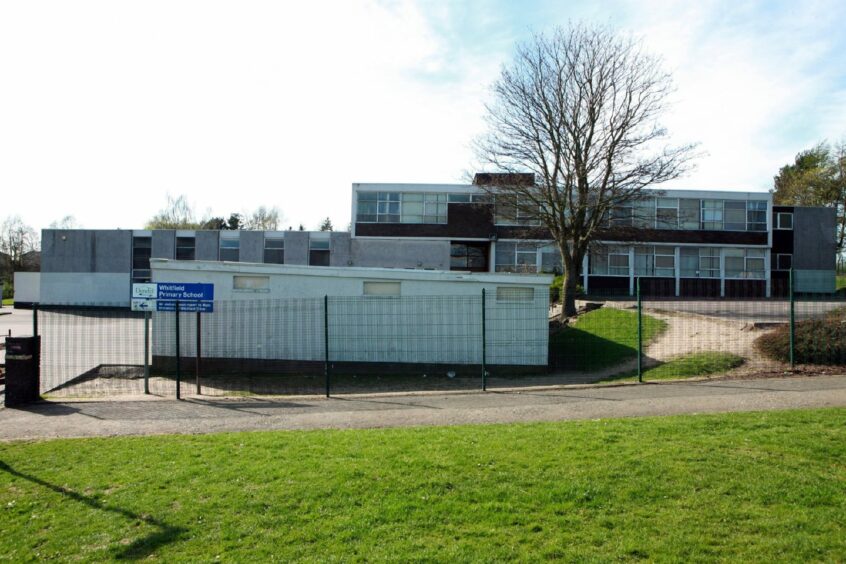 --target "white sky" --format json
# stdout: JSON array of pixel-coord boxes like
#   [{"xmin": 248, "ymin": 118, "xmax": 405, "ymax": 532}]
[{"xmin": 2, "ymin": 0, "xmax": 845, "ymax": 234}]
